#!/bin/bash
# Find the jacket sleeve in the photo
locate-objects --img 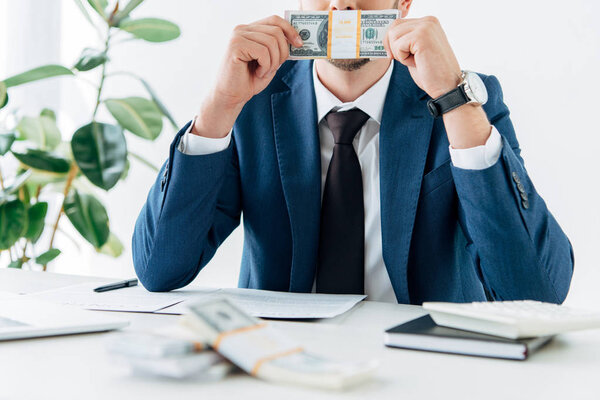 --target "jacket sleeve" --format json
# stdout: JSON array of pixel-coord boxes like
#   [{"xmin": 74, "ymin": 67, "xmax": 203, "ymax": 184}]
[
  {"xmin": 451, "ymin": 75, "xmax": 574, "ymax": 303},
  {"xmin": 132, "ymin": 121, "xmax": 242, "ymax": 292}
]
